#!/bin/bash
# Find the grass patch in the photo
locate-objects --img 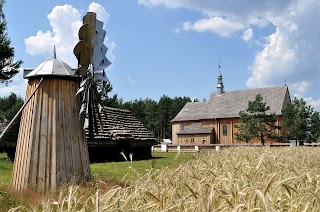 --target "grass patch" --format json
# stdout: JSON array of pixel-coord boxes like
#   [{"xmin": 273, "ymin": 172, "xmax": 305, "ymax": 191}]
[
  {"xmin": 0, "ymin": 153, "xmax": 13, "ymax": 185},
  {"xmin": 91, "ymin": 151, "xmax": 197, "ymax": 181}
]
